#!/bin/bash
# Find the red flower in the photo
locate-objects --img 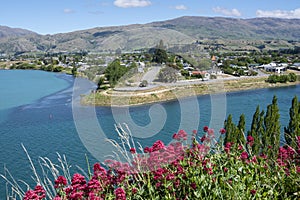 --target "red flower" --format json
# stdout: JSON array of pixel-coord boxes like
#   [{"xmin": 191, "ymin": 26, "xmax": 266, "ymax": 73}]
[
  {"xmin": 251, "ymin": 155, "xmax": 257, "ymax": 163},
  {"xmin": 207, "ymin": 128, "xmax": 214, "ymax": 137},
  {"xmin": 174, "ymin": 179, "xmax": 181, "ymax": 188},
  {"xmin": 23, "ymin": 190, "xmax": 38, "ymax": 200},
  {"xmin": 200, "ymin": 135, "xmax": 206, "ymax": 142},
  {"xmin": 223, "ymin": 167, "xmax": 228, "ymax": 173},
  {"xmin": 23, "ymin": 185, "xmax": 46, "ymax": 200},
  {"xmin": 144, "ymin": 147, "xmax": 150, "ymax": 153},
  {"xmin": 259, "ymin": 153, "xmax": 267, "ymax": 160},
  {"xmin": 151, "ymin": 140, "xmax": 165, "ymax": 152},
  {"xmin": 203, "ymin": 126, "xmax": 209, "ymax": 132},
  {"xmin": 34, "ymin": 185, "xmax": 46, "ymax": 199},
  {"xmin": 55, "ymin": 176, "xmax": 67, "ymax": 188},
  {"xmin": 247, "ymin": 135, "xmax": 254, "ymax": 143},
  {"xmin": 115, "ymin": 187, "xmax": 126, "ymax": 200},
  {"xmin": 166, "ymin": 173, "xmax": 175, "ymax": 181},
  {"xmin": 155, "ymin": 182, "xmax": 162, "ymax": 188},
  {"xmin": 190, "ymin": 182, "xmax": 197, "ymax": 190},
  {"xmin": 178, "ymin": 130, "xmax": 187, "ymax": 138},
  {"xmin": 240, "ymin": 151, "xmax": 248, "ymax": 161},
  {"xmin": 71, "ymin": 173, "xmax": 86, "ymax": 191},
  {"xmin": 130, "ymin": 148, "xmax": 136, "ymax": 154},
  {"xmin": 238, "ymin": 145, "xmax": 243, "ymax": 151},
  {"xmin": 172, "ymin": 133, "xmax": 178, "ymax": 140},
  {"xmin": 132, "ymin": 188, "xmax": 138, "ymax": 194},
  {"xmin": 219, "ymin": 128, "xmax": 226, "ymax": 134},
  {"xmin": 93, "ymin": 163, "xmax": 101, "ymax": 172},
  {"xmin": 247, "ymin": 135, "xmax": 254, "ymax": 146},
  {"xmin": 250, "ymin": 189, "xmax": 256, "ymax": 195},
  {"xmin": 70, "ymin": 191, "xmax": 84, "ymax": 199}
]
